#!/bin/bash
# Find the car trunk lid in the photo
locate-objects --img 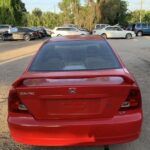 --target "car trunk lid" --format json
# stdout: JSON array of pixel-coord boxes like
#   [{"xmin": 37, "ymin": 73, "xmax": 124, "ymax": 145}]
[{"xmin": 14, "ymin": 70, "xmax": 134, "ymax": 120}]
